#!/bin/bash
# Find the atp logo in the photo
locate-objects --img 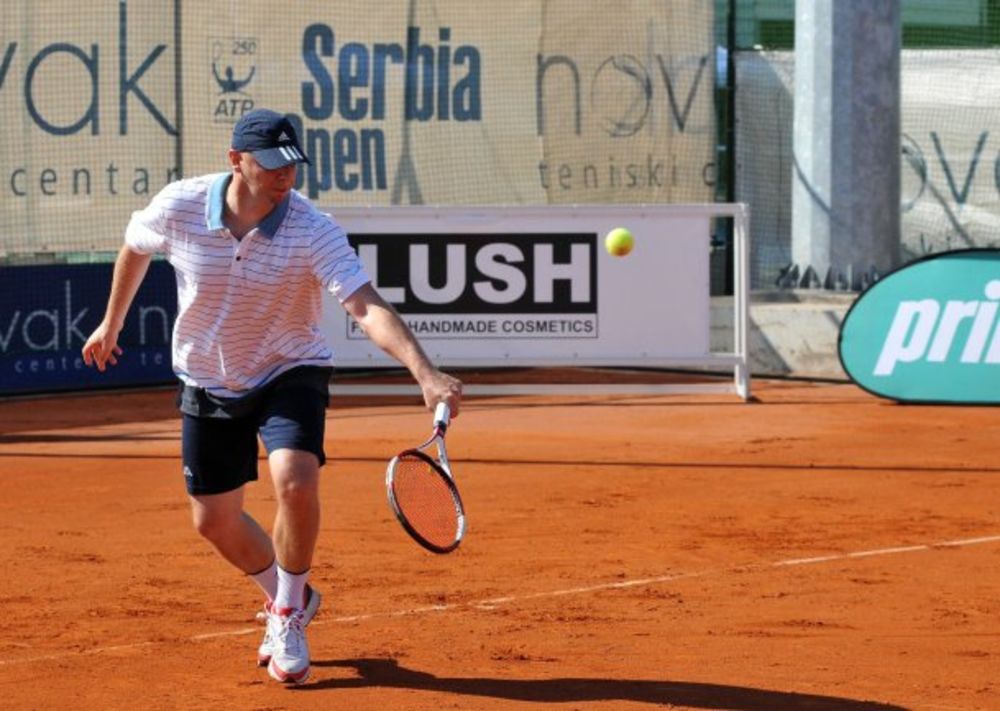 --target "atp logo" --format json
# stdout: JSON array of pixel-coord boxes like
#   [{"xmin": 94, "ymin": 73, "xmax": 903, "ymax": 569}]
[{"xmin": 210, "ymin": 37, "xmax": 259, "ymax": 122}]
